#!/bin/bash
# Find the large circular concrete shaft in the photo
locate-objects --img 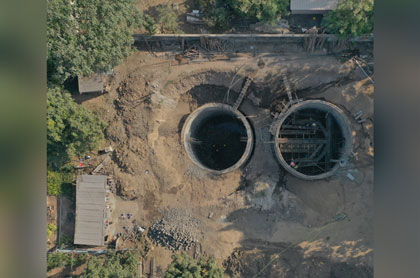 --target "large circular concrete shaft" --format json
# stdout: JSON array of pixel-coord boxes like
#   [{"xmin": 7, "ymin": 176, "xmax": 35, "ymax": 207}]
[
  {"xmin": 274, "ymin": 100, "xmax": 353, "ymax": 180},
  {"xmin": 182, "ymin": 103, "xmax": 254, "ymax": 174}
]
